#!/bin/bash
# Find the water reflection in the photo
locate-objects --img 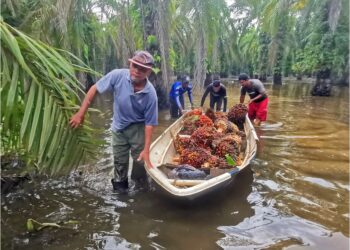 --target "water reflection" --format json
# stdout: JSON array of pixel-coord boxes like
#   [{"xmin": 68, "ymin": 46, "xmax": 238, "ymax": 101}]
[{"xmin": 116, "ymin": 169, "xmax": 254, "ymax": 249}]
